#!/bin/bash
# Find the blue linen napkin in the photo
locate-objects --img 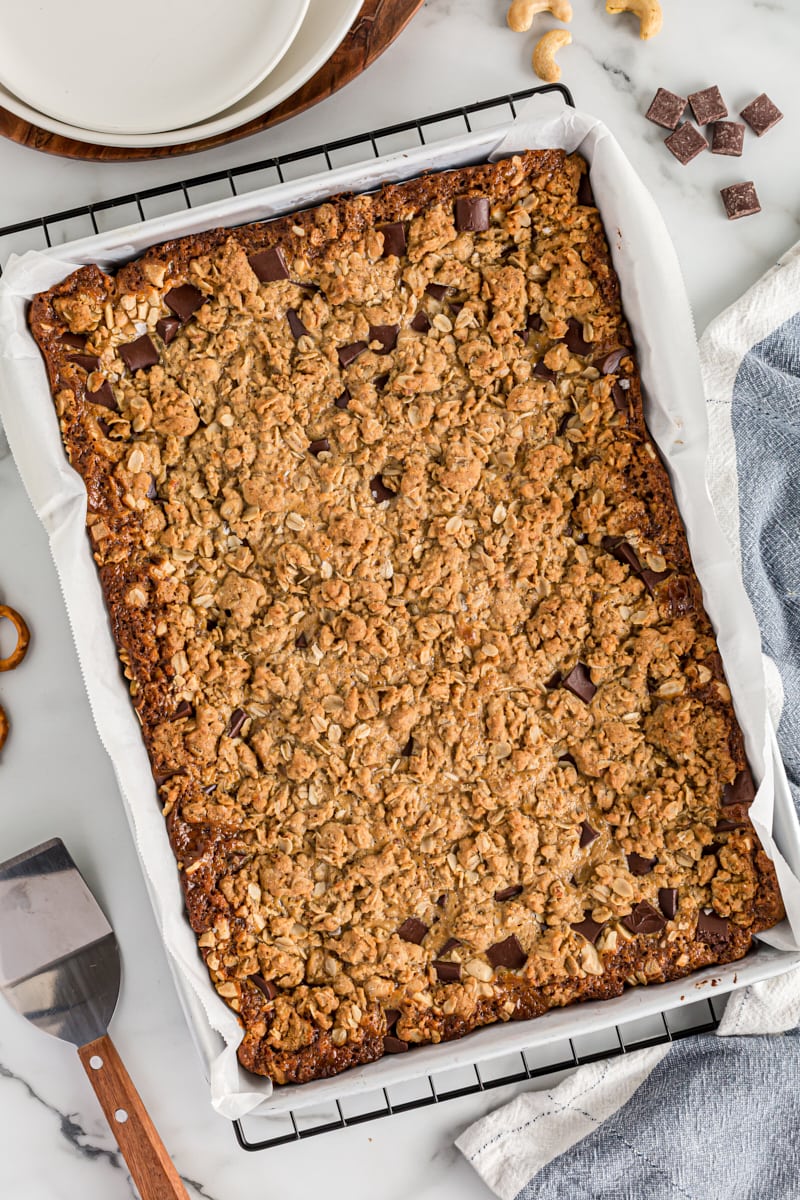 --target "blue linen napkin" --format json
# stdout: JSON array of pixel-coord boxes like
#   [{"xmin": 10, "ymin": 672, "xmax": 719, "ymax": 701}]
[{"xmin": 457, "ymin": 244, "xmax": 800, "ymax": 1200}]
